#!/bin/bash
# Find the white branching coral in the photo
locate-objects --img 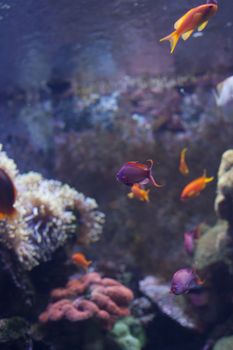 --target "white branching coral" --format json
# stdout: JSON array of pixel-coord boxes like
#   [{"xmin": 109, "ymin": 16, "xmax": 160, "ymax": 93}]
[{"xmin": 0, "ymin": 145, "xmax": 105, "ymax": 270}]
